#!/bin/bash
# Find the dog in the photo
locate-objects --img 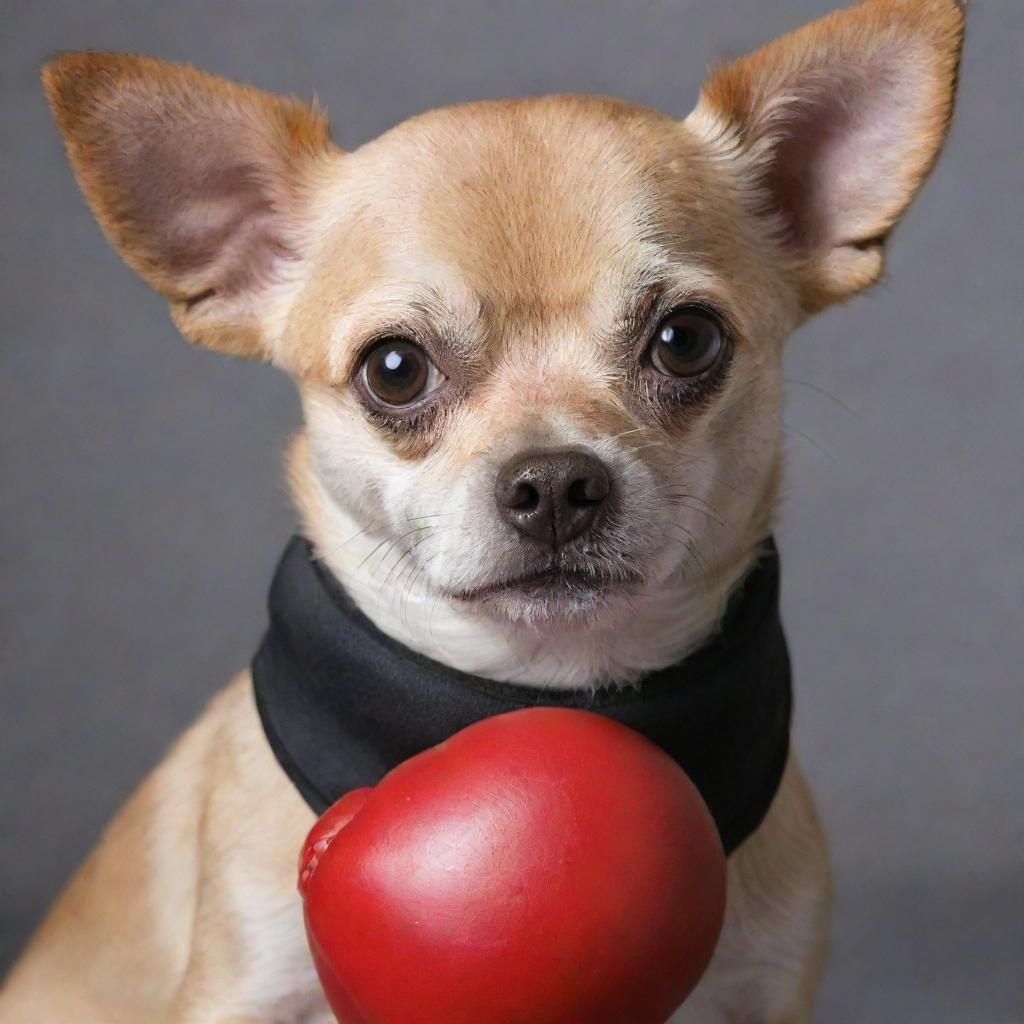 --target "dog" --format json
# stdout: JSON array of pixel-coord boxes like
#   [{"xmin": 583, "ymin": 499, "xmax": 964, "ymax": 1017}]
[{"xmin": 1, "ymin": 0, "xmax": 964, "ymax": 1020}]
